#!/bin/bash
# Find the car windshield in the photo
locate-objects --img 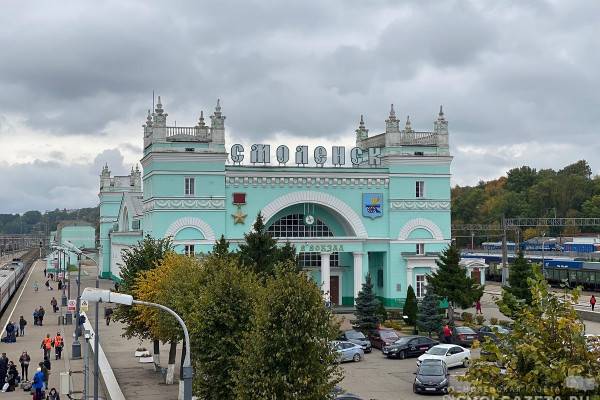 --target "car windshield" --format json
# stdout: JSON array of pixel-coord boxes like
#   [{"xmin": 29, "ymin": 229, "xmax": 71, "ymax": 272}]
[
  {"xmin": 456, "ymin": 327, "xmax": 475, "ymax": 334},
  {"xmin": 491, "ymin": 326, "xmax": 509, "ymax": 334},
  {"xmin": 419, "ymin": 365, "xmax": 444, "ymax": 376},
  {"xmin": 394, "ymin": 337, "xmax": 411, "ymax": 344},
  {"xmin": 345, "ymin": 331, "xmax": 366, "ymax": 340},
  {"xmin": 427, "ymin": 347, "xmax": 448, "ymax": 356},
  {"xmin": 380, "ymin": 331, "xmax": 399, "ymax": 339}
]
